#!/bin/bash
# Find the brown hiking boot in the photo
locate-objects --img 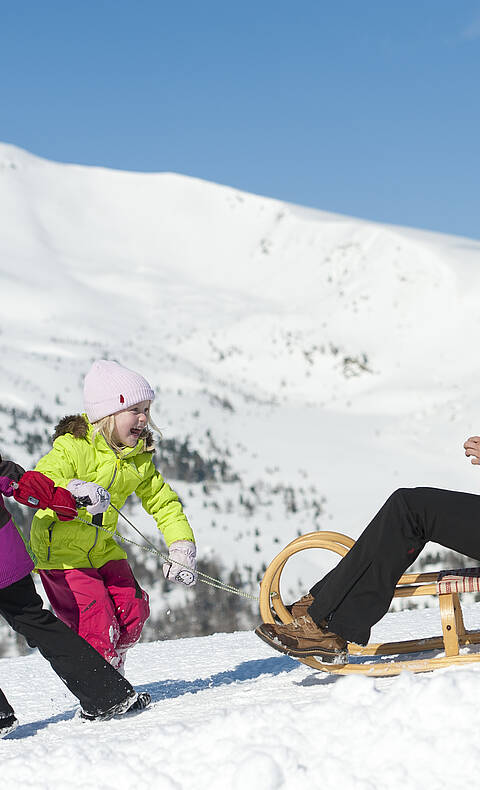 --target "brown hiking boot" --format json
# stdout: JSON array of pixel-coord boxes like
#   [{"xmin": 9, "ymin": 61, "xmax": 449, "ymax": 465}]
[
  {"xmin": 289, "ymin": 593, "xmax": 314, "ymax": 620},
  {"xmin": 255, "ymin": 614, "xmax": 348, "ymax": 664}
]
